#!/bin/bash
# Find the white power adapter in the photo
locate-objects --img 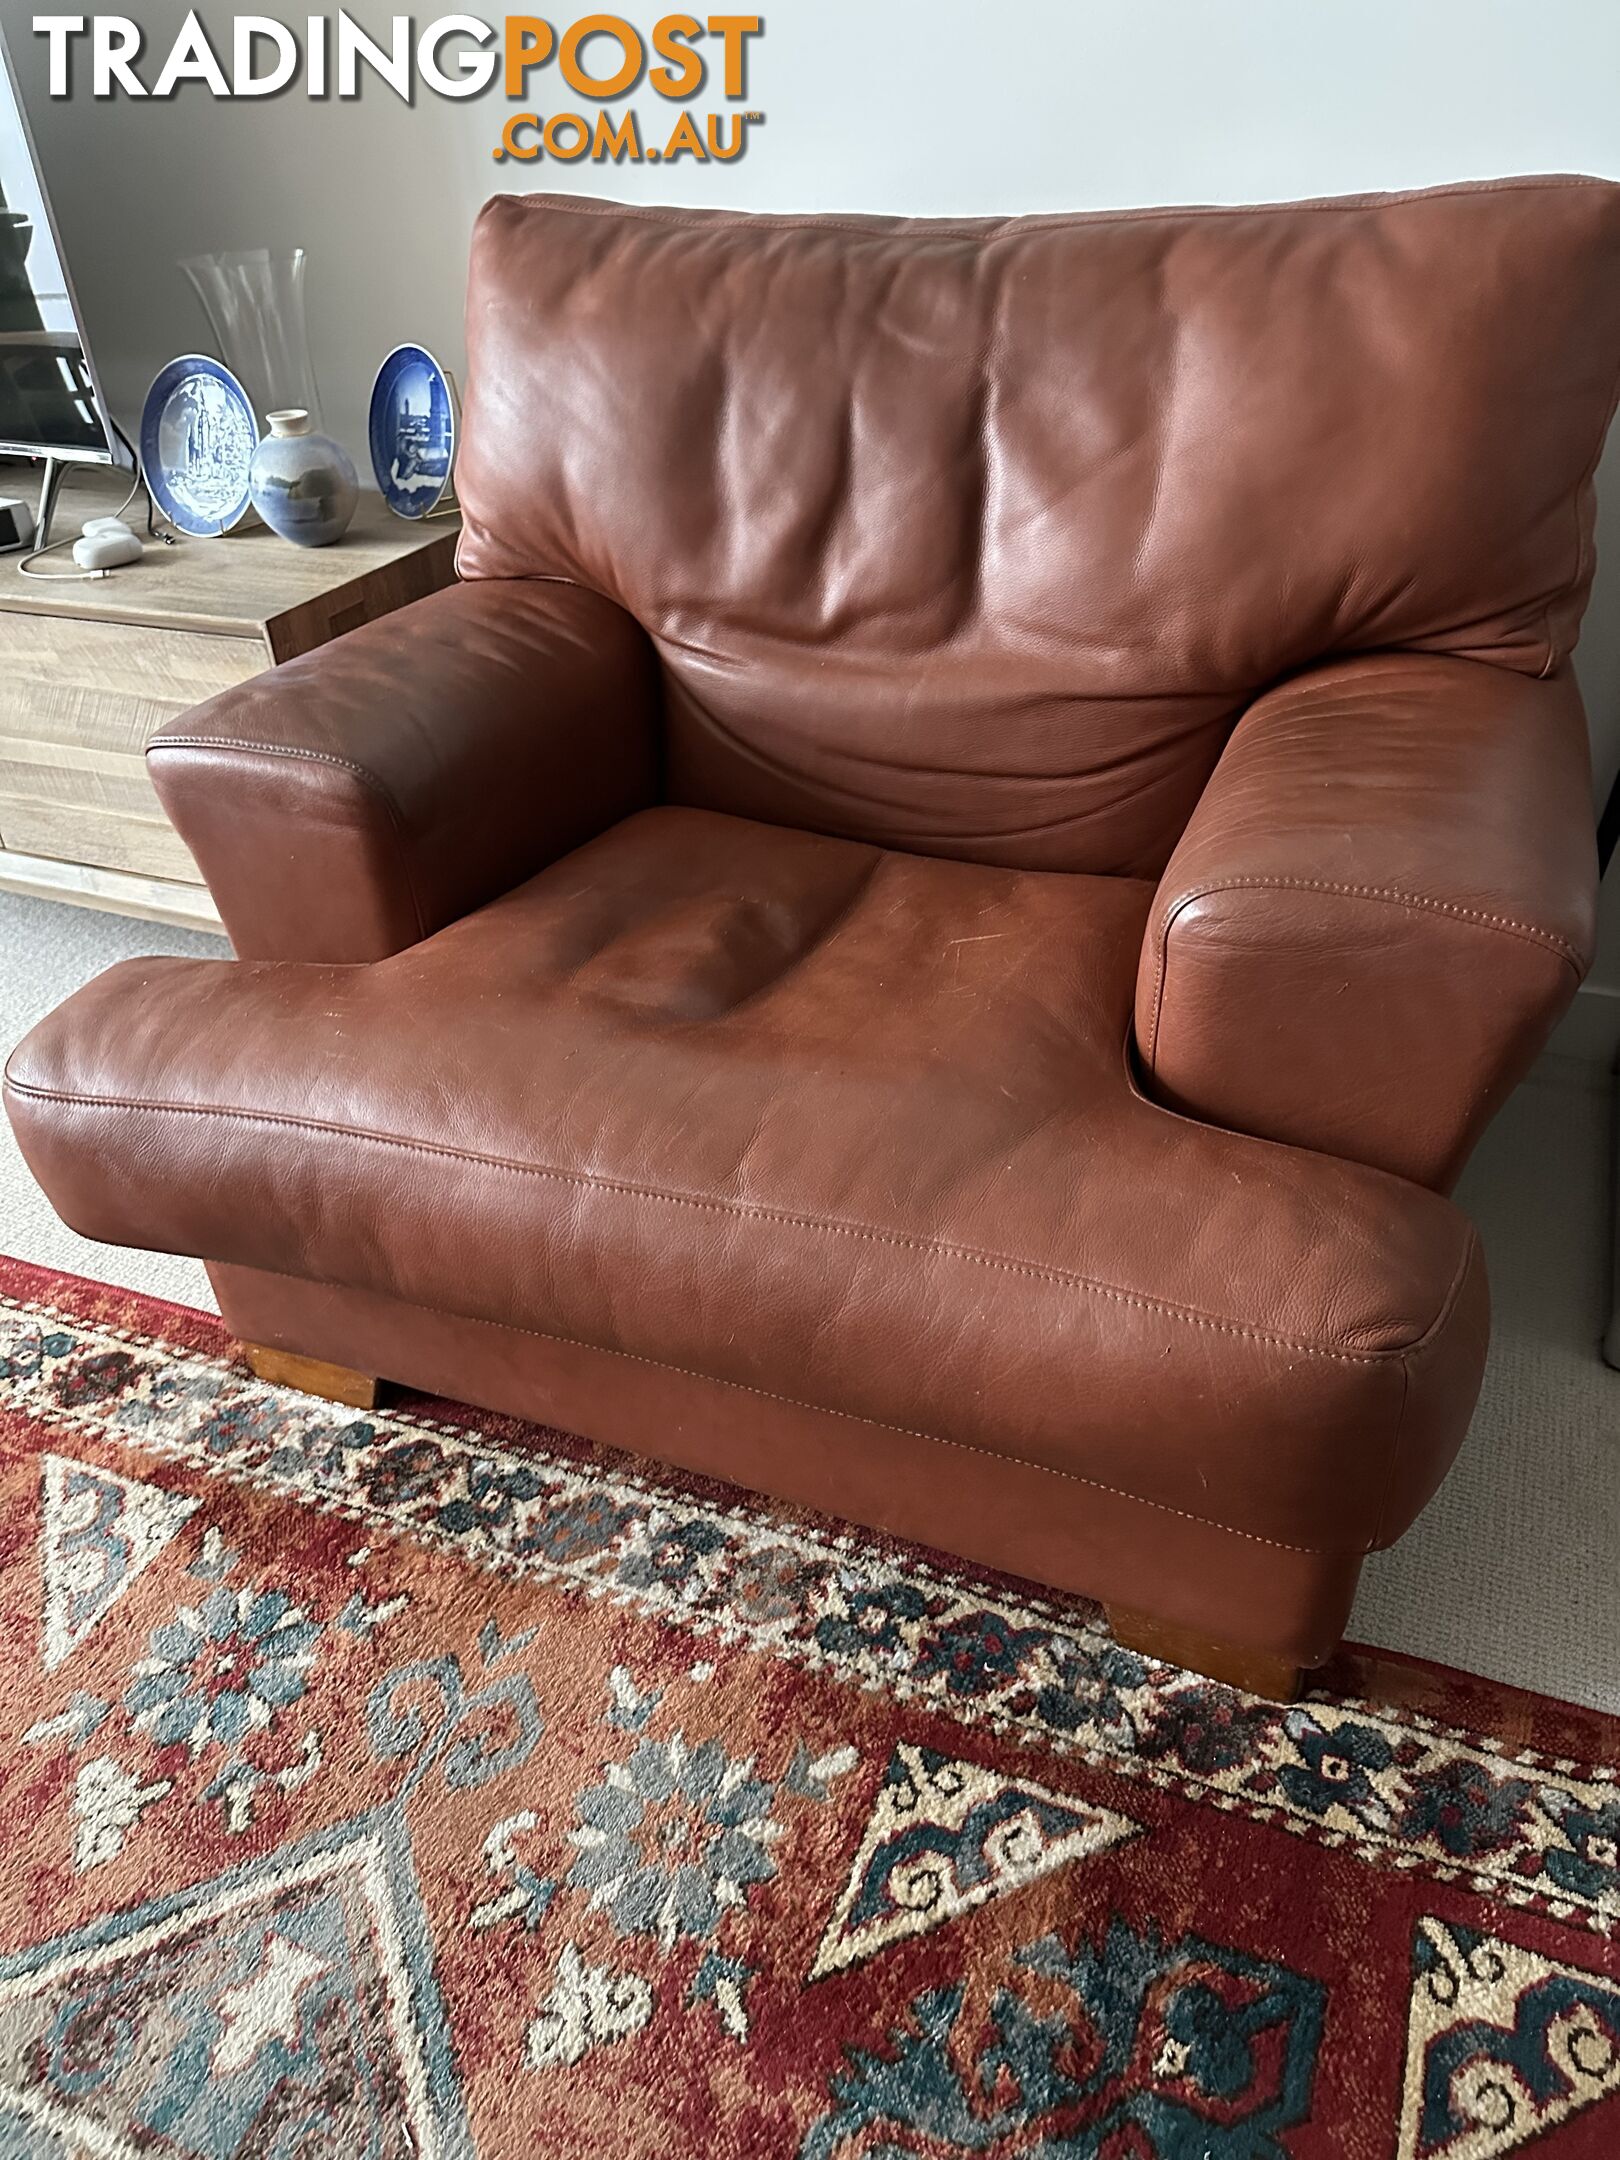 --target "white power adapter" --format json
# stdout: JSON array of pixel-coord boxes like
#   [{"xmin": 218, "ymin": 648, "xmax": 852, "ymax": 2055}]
[
  {"xmin": 72, "ymin": 518, "xmax": 143, "ymax": 570},
  {"xmin": 16, "ymin": 512, "xmax": 145, "ymax": 582}
]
